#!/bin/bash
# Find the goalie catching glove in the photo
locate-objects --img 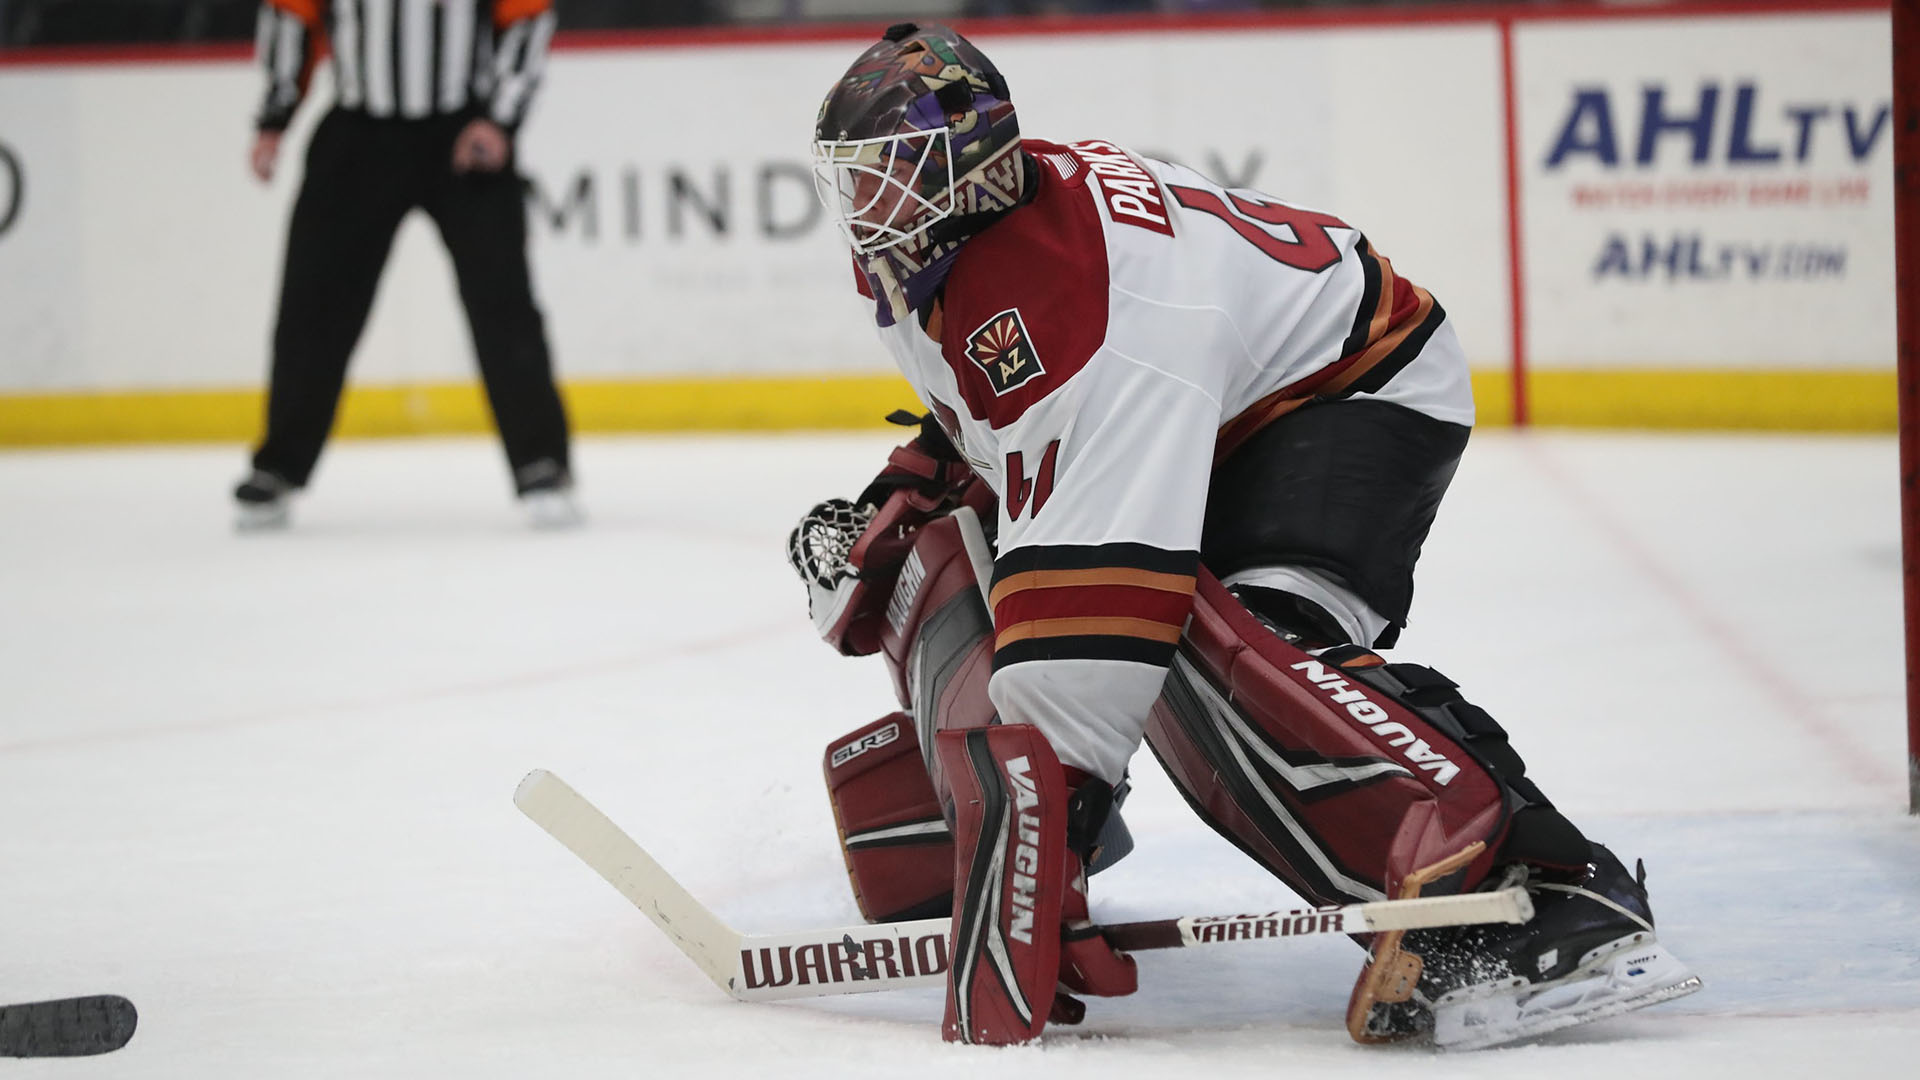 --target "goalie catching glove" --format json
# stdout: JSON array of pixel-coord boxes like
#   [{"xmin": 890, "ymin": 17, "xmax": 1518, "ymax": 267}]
[{"xmin": 786, "ymin": 411, "xmax": 983, "ymax": 656}]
